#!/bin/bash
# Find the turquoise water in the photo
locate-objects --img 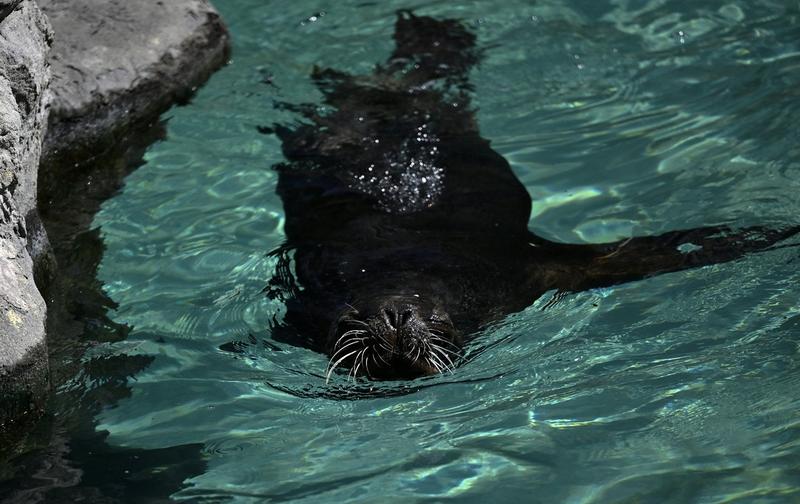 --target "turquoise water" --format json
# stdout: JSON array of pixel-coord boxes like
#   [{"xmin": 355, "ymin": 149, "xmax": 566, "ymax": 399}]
[{"xmin": 45, "ymin": 0, "xmax": 800, "ymax": 501}]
